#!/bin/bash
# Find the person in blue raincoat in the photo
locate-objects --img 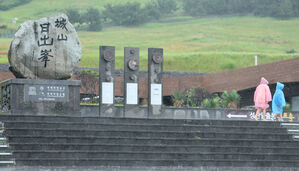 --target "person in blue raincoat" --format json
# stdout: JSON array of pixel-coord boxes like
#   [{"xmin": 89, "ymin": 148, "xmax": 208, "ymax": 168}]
[{"xmin": 272, "ymin": 82, "xmax": 286, "ymax": 120}]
